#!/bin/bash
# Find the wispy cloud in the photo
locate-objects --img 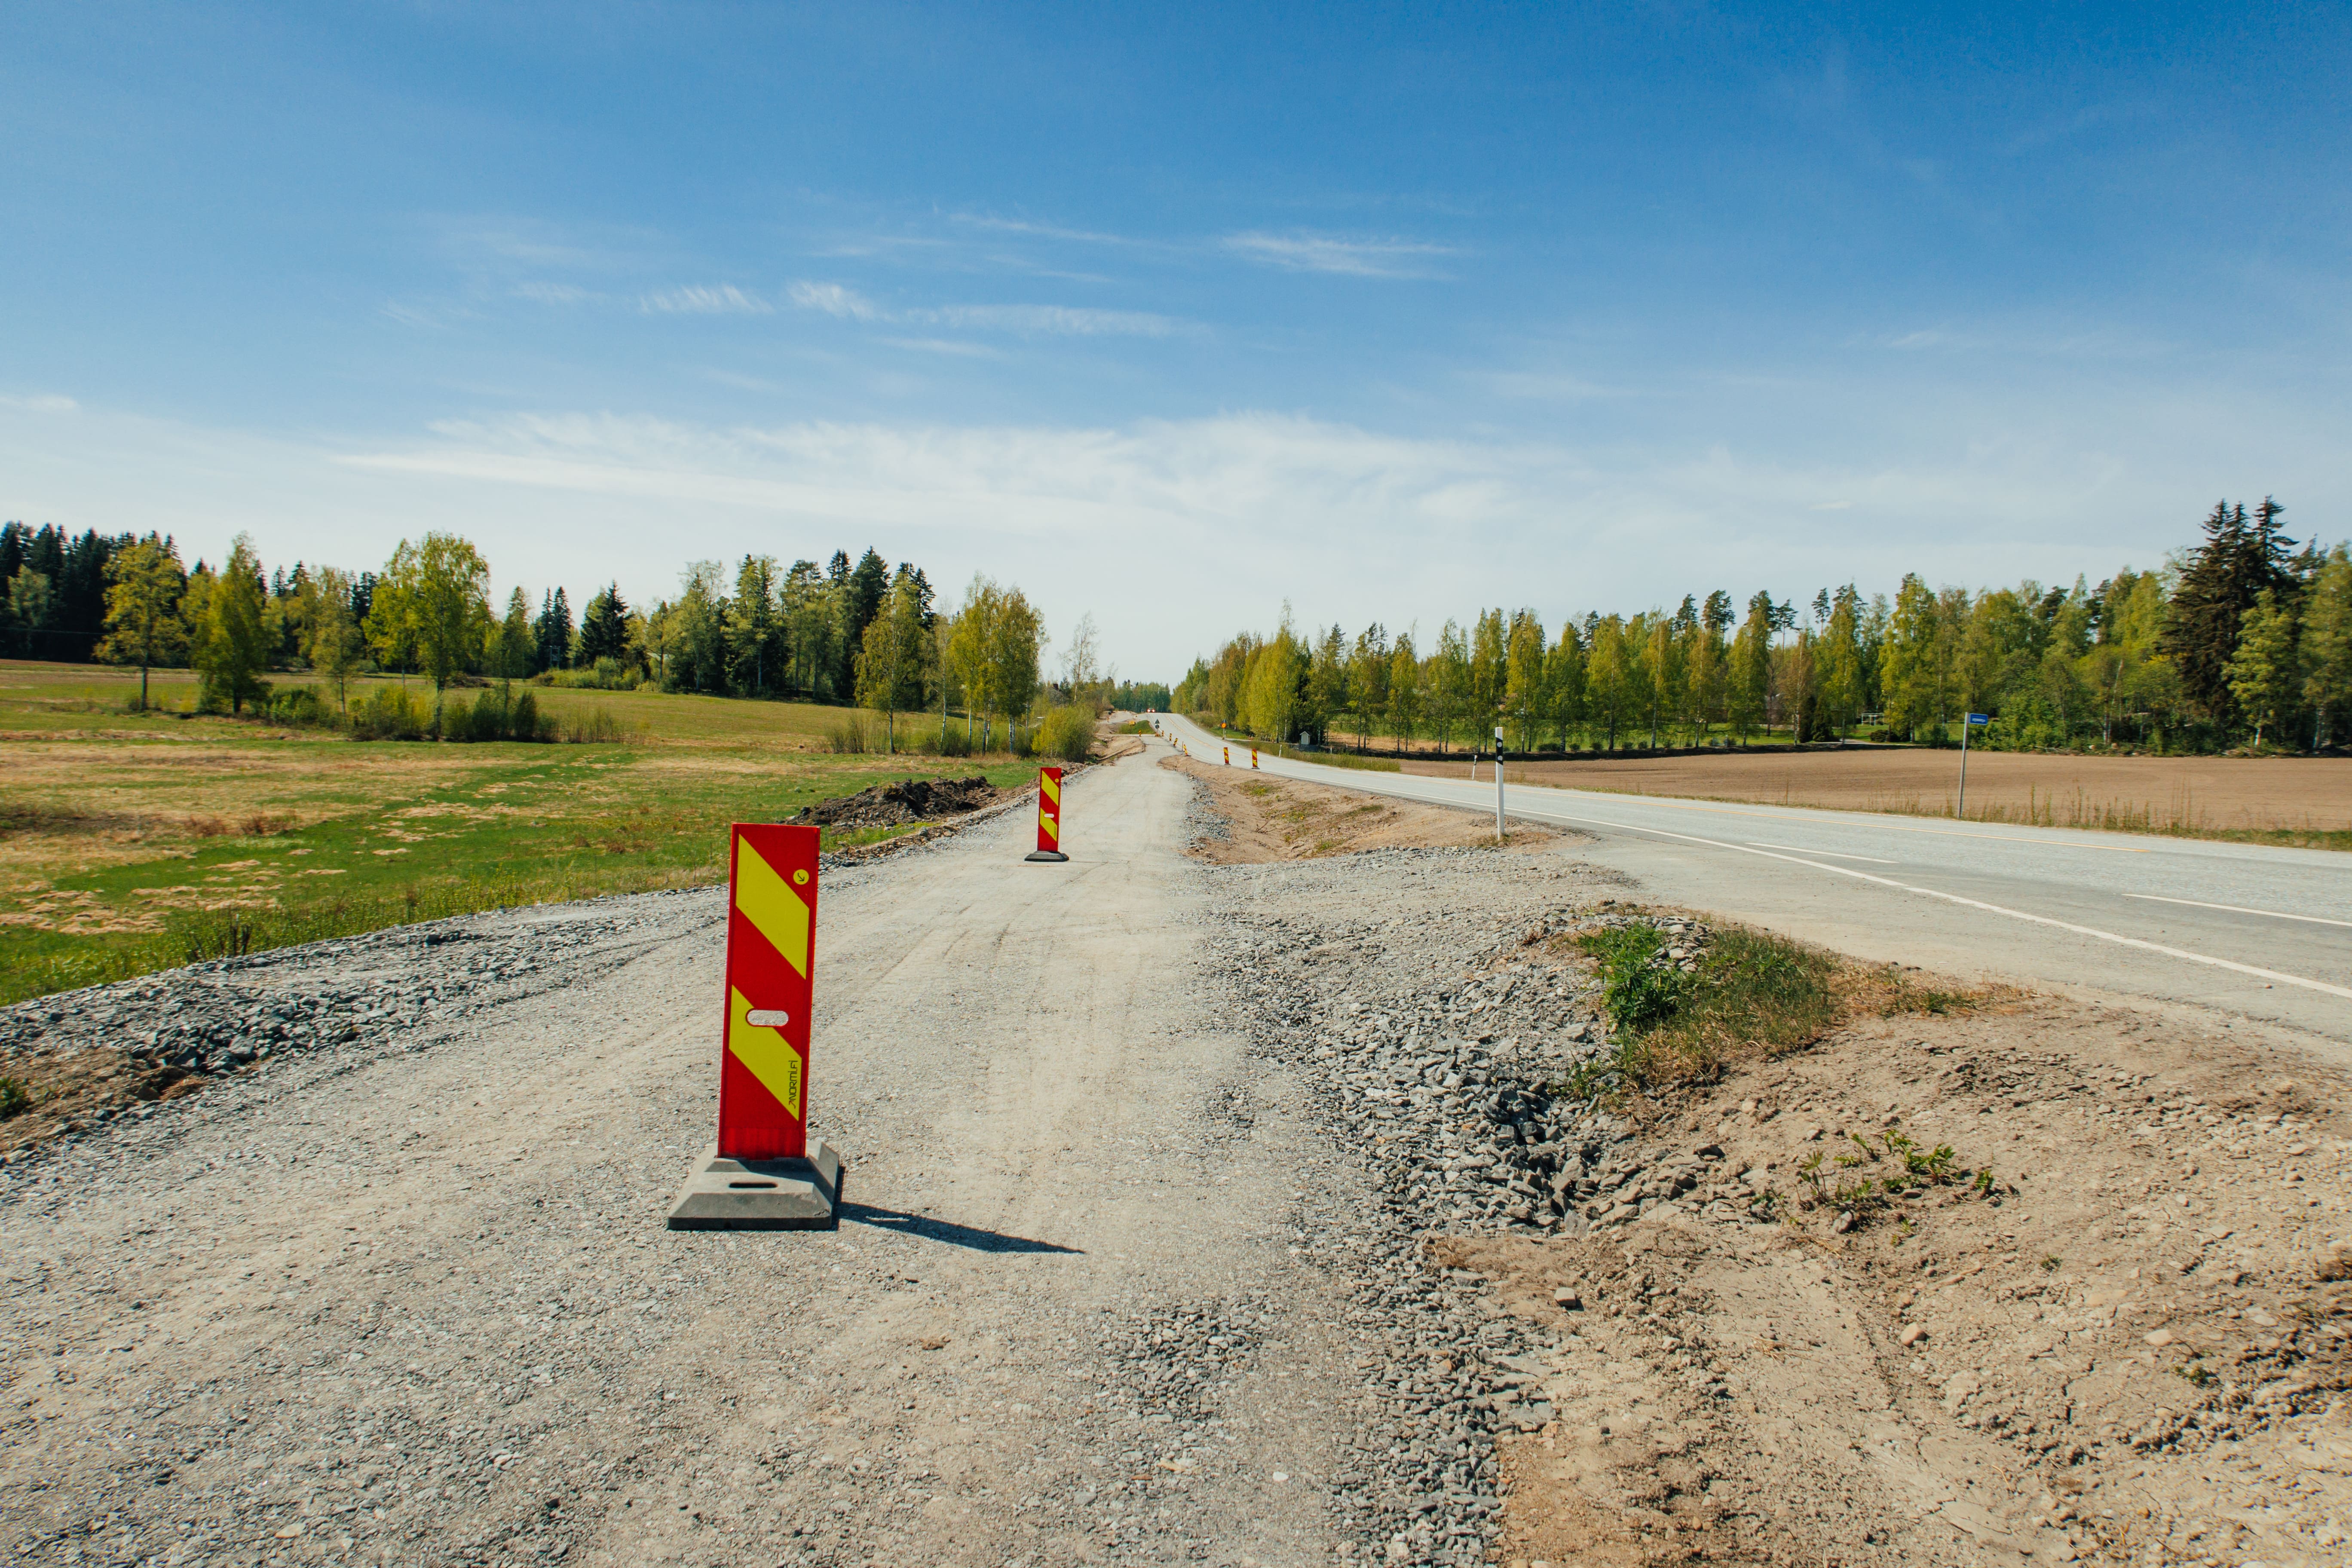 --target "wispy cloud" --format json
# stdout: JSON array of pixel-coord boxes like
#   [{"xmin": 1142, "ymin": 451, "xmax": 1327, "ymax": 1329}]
[
  {"xmin": 950, "ymin": 213, "xmax": 1140, "ymax": 247},
  {"xmin": 1222, "ymin": 231, "xmax": 1457, "ymax": 279},
  {"xmin": 916, "ymin": 304, "xmax": 1176, "ymax": 337},
  {"xmin": 514, "ymin": 282, "xmax": 596, "ymax": 306},
  {"xmin": 0, "ymin": 393, "xmax": 79, "ymax": 413},
  {"xmin": 787, "ymin": 281, "xmax": 879, "ymax": 320},
  {"xmin": 640, "ymin": 285, "xmax": 773, "ymax": 315},
  {"xmin": 882, "ymin": 337, "xmax": 1005, "ymax": 358},
  {"xmin": 784, "ymin": 282, "xmax": 1179, "ymax": 338}
]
